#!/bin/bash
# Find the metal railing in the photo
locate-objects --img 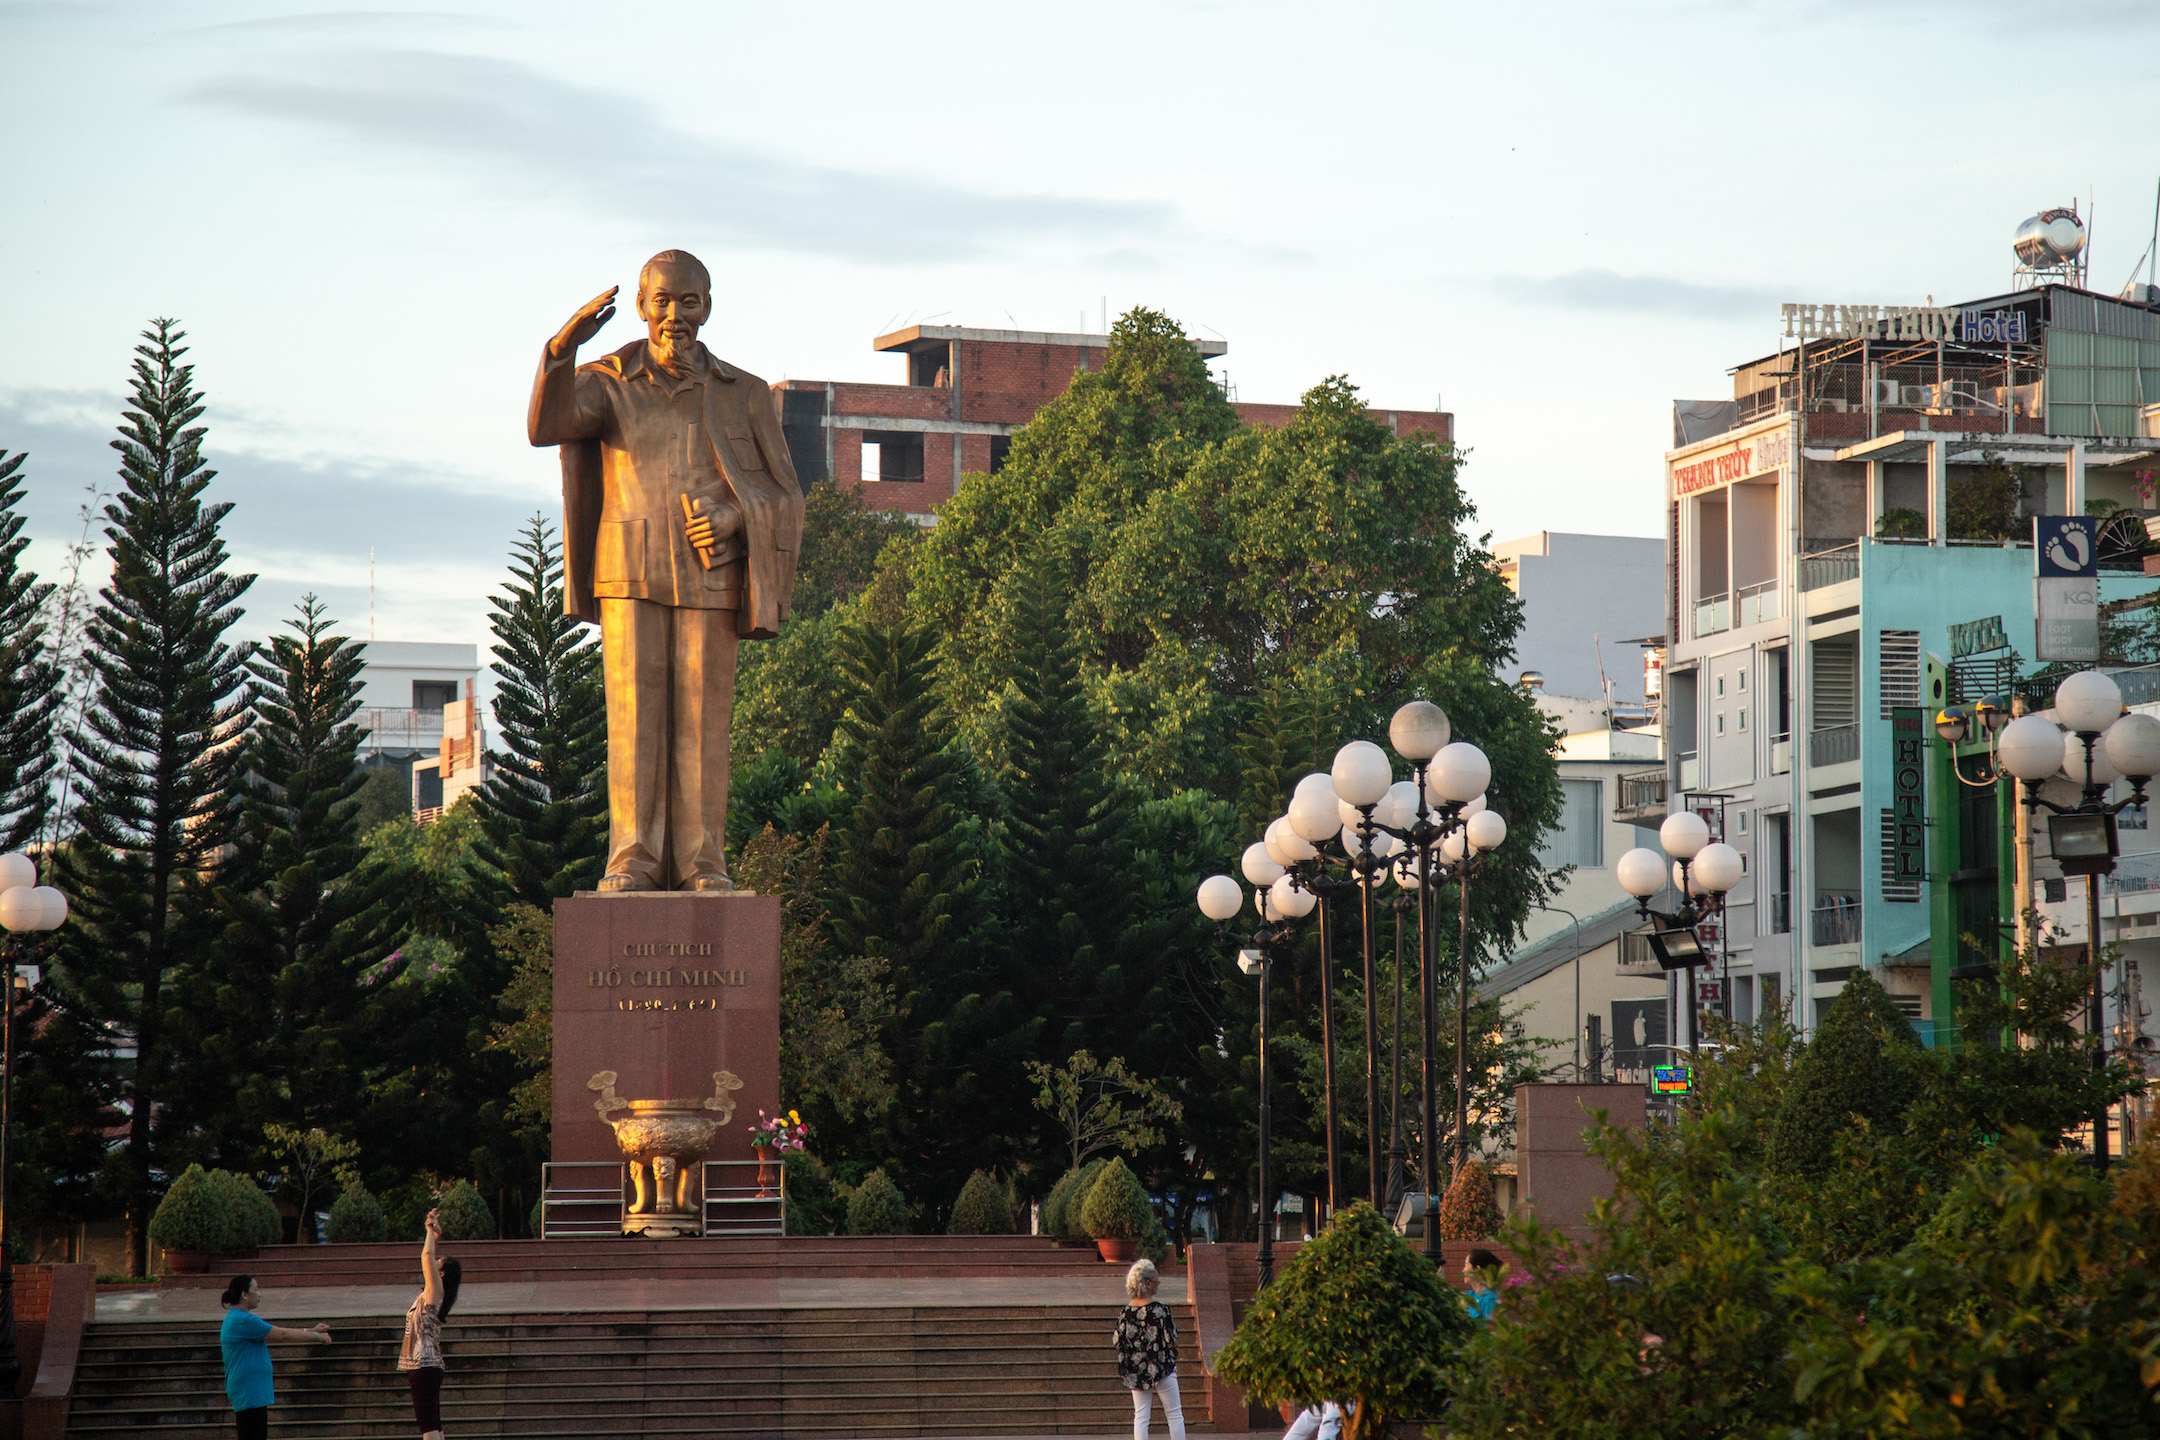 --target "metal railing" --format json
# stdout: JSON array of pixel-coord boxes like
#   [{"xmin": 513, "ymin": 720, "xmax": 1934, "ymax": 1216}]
[
  {"xmin": 2110, "ymin": 851, "xmax": 2160, "ymax": 896},
  {"xmin": 1811, "ymin": 893, "xmax": 1862, "ymax": 946},
  {"xmin": 1810, "ymin": 723, "xmax": 1859, "ymax": 766},
  {"xmin": 1694, "ymin": 594, "xmax": 1730, "ymax": 639},
  {"xmin": 359, "ymin": 706, "xmax": 447, "ymax": 753},
  {"xmin": 1799, "ymin": 545, "xmax": 1859, "ymax": 592},
  {"xmin": 1615, "ymin": 767, "xmax": 1667, "ymax": 819},
  {"xmin": 1736, "ymin": 579, "xmax": 1780, "ymax": 627},
  {"xmin": 540, "ymin": 1159, "xmax": 787, "ymax": 1238}
]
